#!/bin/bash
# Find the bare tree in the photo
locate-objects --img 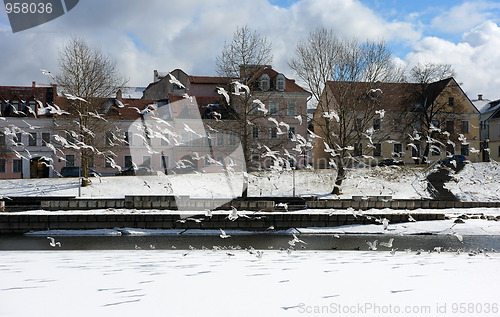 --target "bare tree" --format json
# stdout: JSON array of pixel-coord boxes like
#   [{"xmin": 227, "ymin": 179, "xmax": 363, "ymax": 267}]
[
  {"xmin": 0, "ymin": 131, "xmax": 9, "ymax": 159},
  {"xmin": 407, "ymin": 62, "xmax": 458, "ymax": 161},
  {"xmin": 55, "ymin": 37, "xmax": 128, "ymax": 185},
  {"xmin": 215, "ymin": 25, "xmax": 272, "ymax": 78},
  {"xmin": 290, "ymin": 28, "xmax": 404, "ymax": 194},
  {"xmin": 214, "ymin": 27, "xmax": 270, "ymax": 197}
]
